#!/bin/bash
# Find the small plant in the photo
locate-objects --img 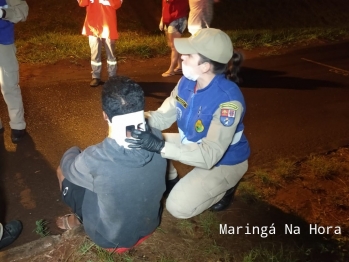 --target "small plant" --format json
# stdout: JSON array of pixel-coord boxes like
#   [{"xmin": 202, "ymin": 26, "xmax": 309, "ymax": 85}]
[
  {"xmin": 307, "ymin": 155, "xmax": 341, "ymax": 180},
  {"xmin": 79, "ymin": 239, "xmax": 95, "ymax": 255},
  {"xmin": 238, "ymin": 182, "xmax": 261, "ymax": 203},
  {"xmin": 33, "ymin": 219, "xmax": 50, "ymax": 237},
  {"xmin": 253, "ymin": 169, "xmax": 280, "ymax": 187},
  {"xmin": 94, "ymin": 245, "xmax": 116, "ymax": 262},
  {"xmin": 274, "ymin": 159, "xmax": 298, "ymax": 181}
]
